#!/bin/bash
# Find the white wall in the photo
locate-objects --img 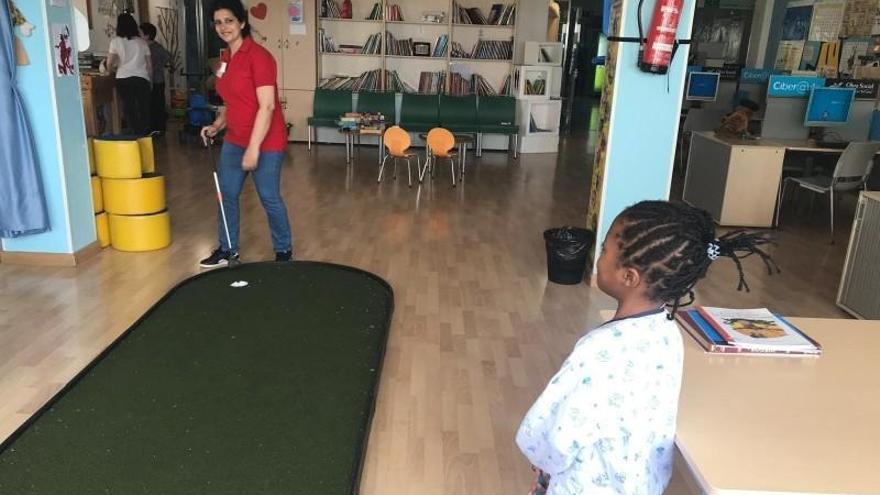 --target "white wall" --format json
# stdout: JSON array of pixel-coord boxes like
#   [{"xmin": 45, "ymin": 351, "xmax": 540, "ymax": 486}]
[{"xmin": 514, "ymin": 0, "xmax": 553, "ymax": 64}]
